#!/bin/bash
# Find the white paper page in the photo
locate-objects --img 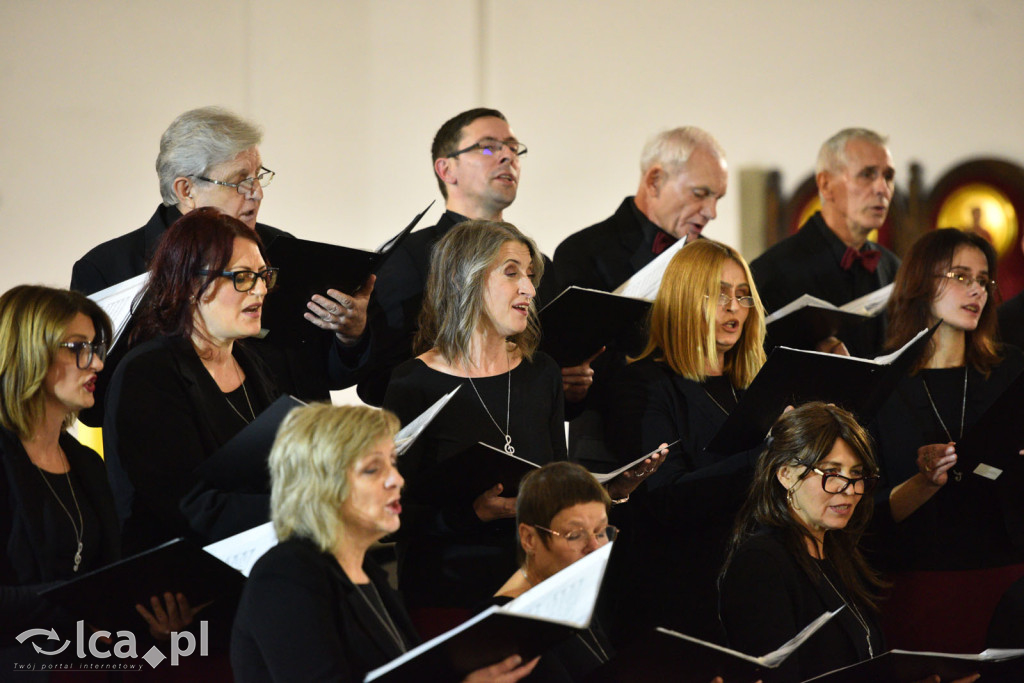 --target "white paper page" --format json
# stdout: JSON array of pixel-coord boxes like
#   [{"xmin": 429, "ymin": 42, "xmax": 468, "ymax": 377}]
[
  {"xmin": 839, "ymin": 283, "xmax": 893, "ymax": 316},
  {"xmin": 364, "ymin": 606, "xmax": 498, "ymax": 681},
  {"xmin": 889, "ymin": 647, "xmax": 1024, "ymax": 661},
  {"xmin": 475, "ymin": 440, "xmax": 543, "ymax": 469},
  {"xmin": 869, "ymin": 326, "xmax": 930, "ymax": 365},
  {"xmin": 394, "ymin": 386, "xmax": 460, "ymax": 456},
  {"xmin": 765, "ymin": 293, "xmax": 837, "ymax": 323},
  {"xmin": 612, "ymin": 238, "xmax": 686, "ymax": 299},
  {"xmin": 500, "ymin": 541, "xmax": 612, "ymax": 627},
  {"xmin": 654, "ymin": 606, "xmax": 842, "ymax": 668},
  {"xmin": 87, "ymin": 272, "xmax": 149, "ymax": 348},
  {"xmin": 591, "ymin": 439, "xmax": 680, "ymax": 484},
  {"xmin": 203, "ymin": 521, "xmax": 277, "ymax": 577}
]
